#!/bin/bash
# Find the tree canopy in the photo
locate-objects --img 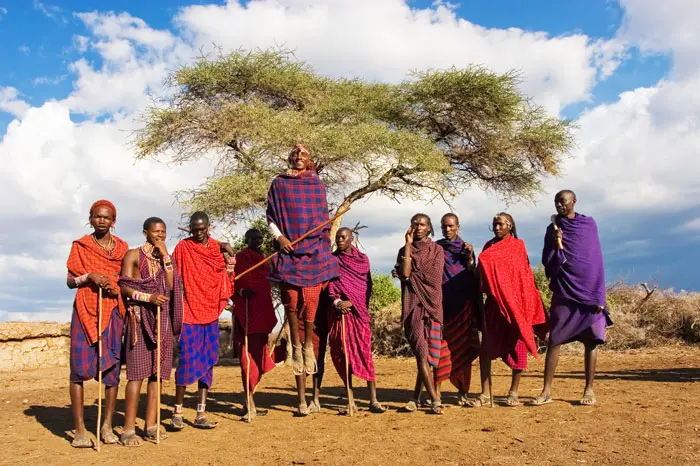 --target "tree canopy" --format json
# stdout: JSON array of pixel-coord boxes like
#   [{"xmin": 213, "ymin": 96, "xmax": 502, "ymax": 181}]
[{"xmin": 136, "ymin": 48, "xmax": 574, "ymax": 228}]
